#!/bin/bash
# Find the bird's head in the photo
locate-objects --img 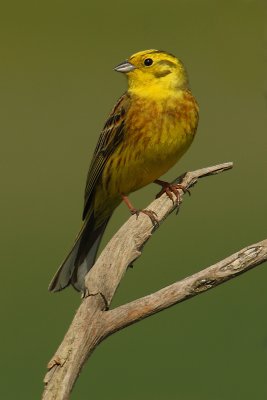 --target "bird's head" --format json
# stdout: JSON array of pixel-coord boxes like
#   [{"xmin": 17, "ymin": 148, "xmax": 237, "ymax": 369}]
[{"xmin": 114, "ymin": 49, "xmax": 188, "ymax": 95}]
